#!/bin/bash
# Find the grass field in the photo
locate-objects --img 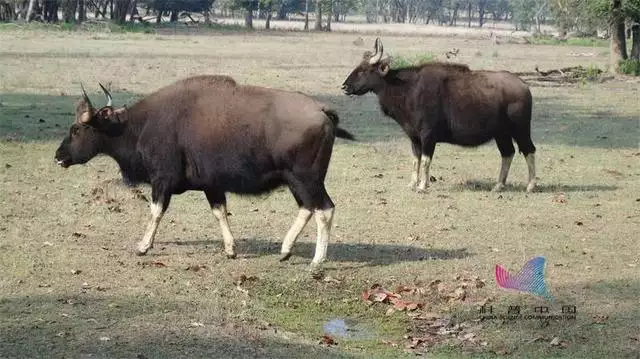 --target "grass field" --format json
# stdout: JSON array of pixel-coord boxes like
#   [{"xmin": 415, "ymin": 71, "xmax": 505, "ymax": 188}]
[{"xmin": 1, "ymin": 26, "xmax": 639, "ymax": 358}]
